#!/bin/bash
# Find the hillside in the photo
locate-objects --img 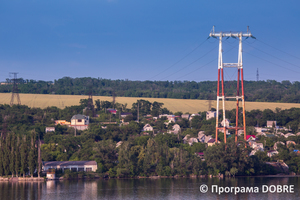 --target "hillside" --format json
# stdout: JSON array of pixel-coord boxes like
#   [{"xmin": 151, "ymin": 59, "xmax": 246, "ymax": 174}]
[{"xmin": 2, "ymin": 93, "xmax": 300, "ymax": 113}]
